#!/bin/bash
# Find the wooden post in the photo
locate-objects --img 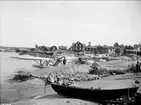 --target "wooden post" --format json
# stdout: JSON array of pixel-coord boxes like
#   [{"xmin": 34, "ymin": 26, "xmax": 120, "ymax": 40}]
[{"xmin": 128, "ymin": 88, "xmax": 130, "ymax": 101}]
